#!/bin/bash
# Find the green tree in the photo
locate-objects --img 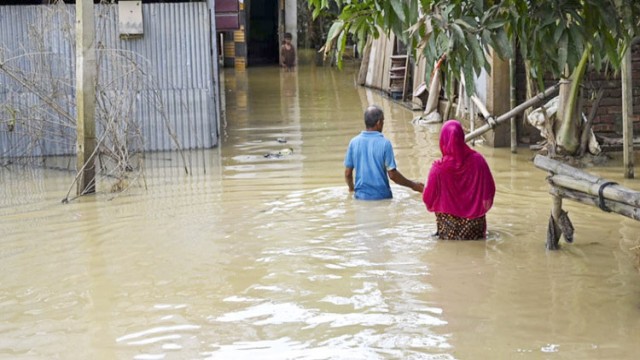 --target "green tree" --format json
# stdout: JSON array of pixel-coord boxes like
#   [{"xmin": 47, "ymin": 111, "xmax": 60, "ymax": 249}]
[{"xmin": 307, "ymin": 0, "xmax": 640, "ymax": 155}]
